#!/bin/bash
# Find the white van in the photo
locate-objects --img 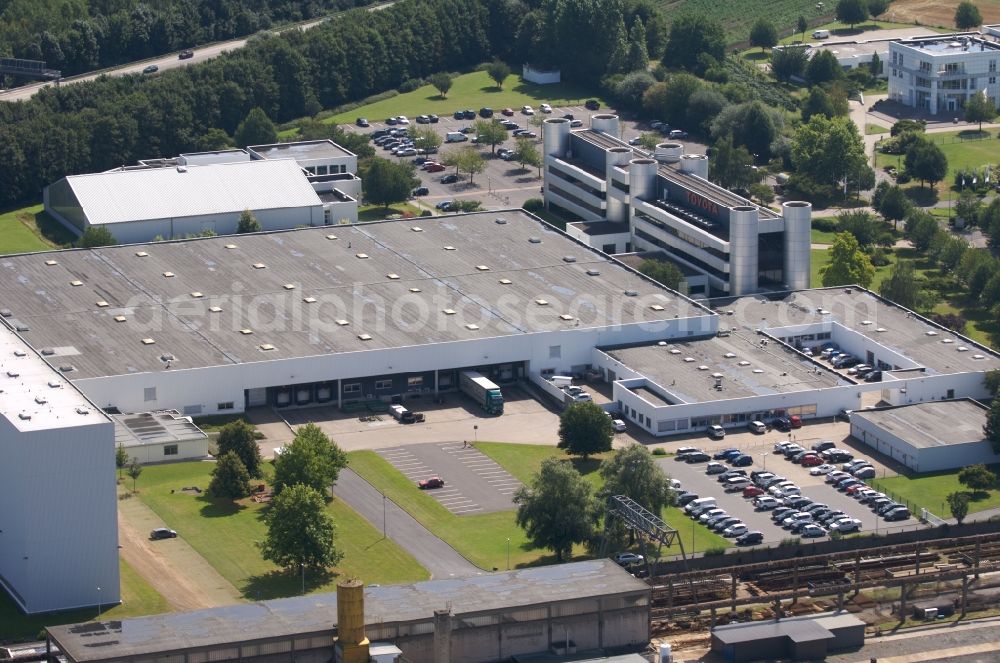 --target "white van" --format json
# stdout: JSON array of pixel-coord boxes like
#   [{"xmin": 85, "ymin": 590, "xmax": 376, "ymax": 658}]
[
  {"xmin": 445, "ymin": 131, "xmax": 468, "ymax": 142},
  {"xmin": 812, "ymin": 29, "xmax": 830, "ymax": 39},
  {"xmin": 724, "ymin": 477, "xmax": 751, "ymax": 492},
  {"xmin": 684, "ymin": 497, "xmax": 717, "ymax": 514},
  {"xmin": 550, "ymin": 375, "xmax": 574, "ymax": 387}
]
